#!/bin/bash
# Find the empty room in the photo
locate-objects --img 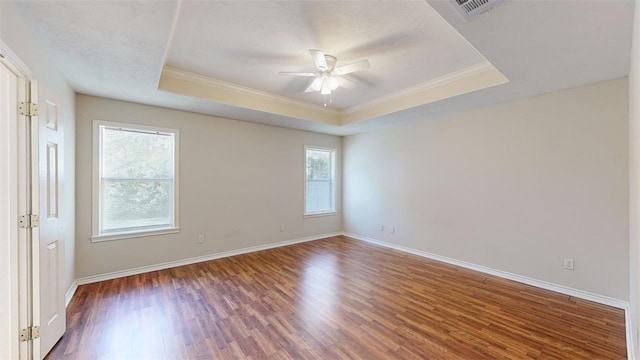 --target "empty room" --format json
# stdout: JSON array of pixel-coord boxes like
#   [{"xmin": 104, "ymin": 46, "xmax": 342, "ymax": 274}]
[{"xmin": 1, "ymin": 0, "xmax": 640, "ymax": 359}]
